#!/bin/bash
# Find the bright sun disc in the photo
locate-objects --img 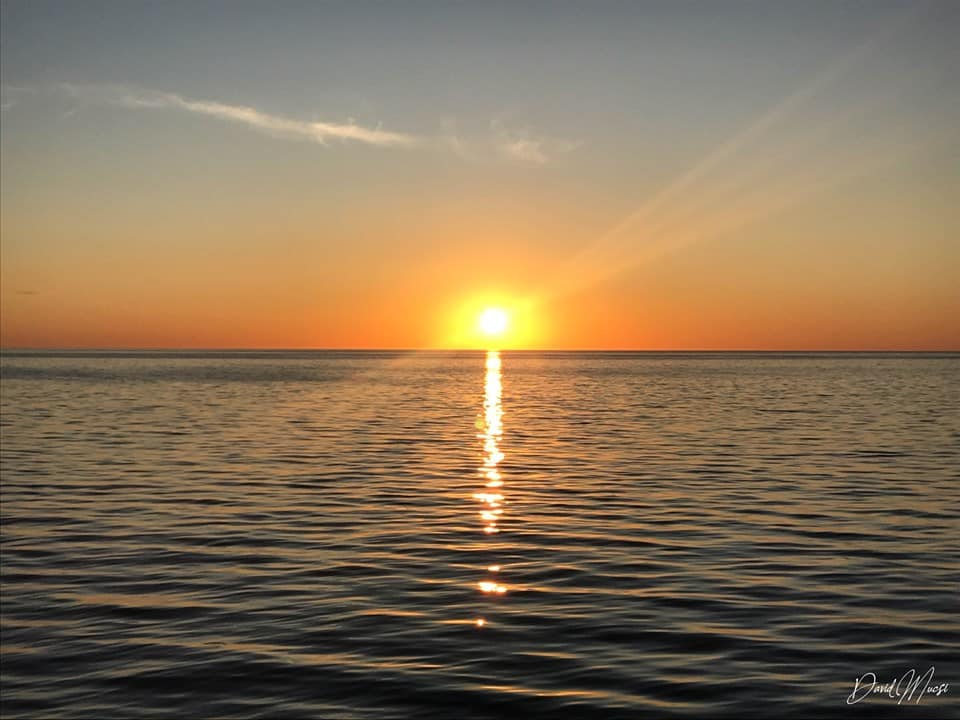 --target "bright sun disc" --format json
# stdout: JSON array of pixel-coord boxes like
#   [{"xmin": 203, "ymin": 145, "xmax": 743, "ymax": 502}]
[{"xmin": 478, "ymin": 308, "xmax": 509, "ymax": 336}]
